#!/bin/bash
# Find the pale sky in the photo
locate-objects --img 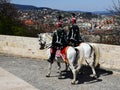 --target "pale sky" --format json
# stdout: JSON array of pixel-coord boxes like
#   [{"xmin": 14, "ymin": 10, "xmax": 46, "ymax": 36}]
[{"xmin": 11, "ymin": 0, "xmax": 118, "ymax": 12}]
